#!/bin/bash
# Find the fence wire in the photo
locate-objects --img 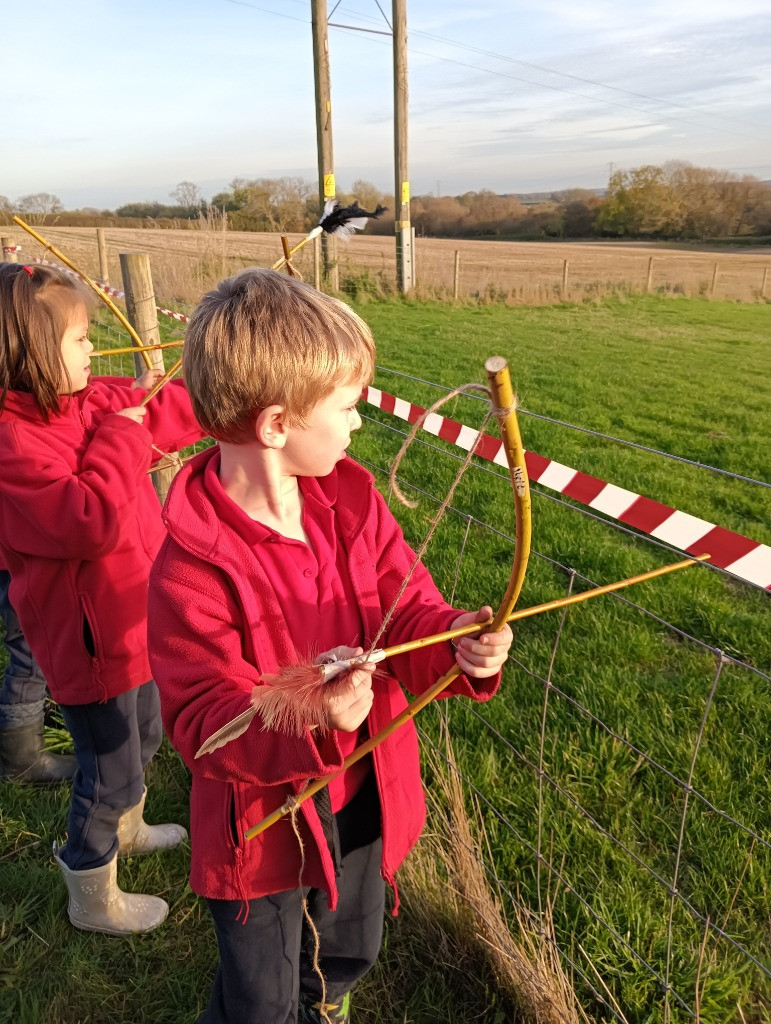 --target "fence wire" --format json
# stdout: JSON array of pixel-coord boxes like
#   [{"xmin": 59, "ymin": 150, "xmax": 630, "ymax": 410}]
[
  {"xmin": 375, "ymin": 365, "xmax": 771, "ymax": 491},
  {"xmin": 354, "ymin": 389, "xmax": 769, "ymax": 1024},
  {"xmin": 42, "ymin": 253, "xmax": 771, "ymax": 1020}
]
